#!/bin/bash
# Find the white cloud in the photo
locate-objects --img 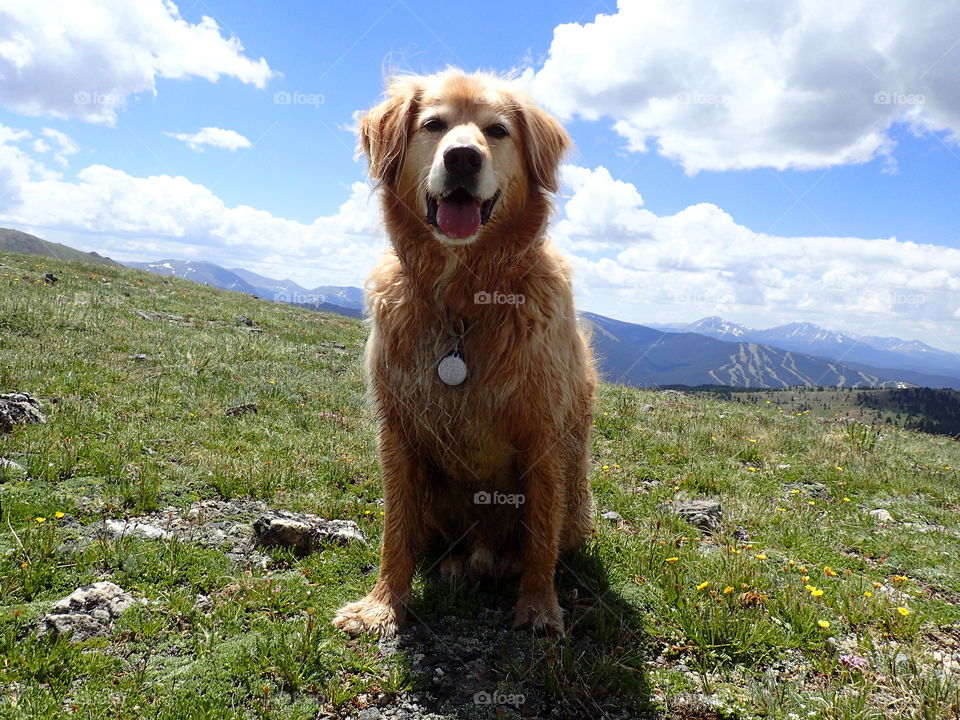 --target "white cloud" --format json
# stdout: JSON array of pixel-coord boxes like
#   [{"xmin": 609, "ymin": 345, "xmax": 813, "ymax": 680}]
[
  {"xmin": 165, "ymin": 127, "xmax": 252, "ymax": 152},
  {"xmin": 0, "ymin": 123, "xmax": 63, "ymax": 211},
  {"xmin": 0, "ymin": 0, "xmax": 274, "ymax": 125},
  {"xmin": 0, "ymin": 123, "xmax": 384, "ymax": 287},
  {"xmin": 527, "ymin": 0, "xmax": 960, "ymax": 173},
  {"xmin": 554, "ymin": 165, "xmax": 960, "ymax": 350},
  {"xmin": 1, "ymin": 123, "xmax": 958, "ymax": 350},
  {"xmin": 39, "ymin": 128, "xmax": 78, "ymax": 167}
]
